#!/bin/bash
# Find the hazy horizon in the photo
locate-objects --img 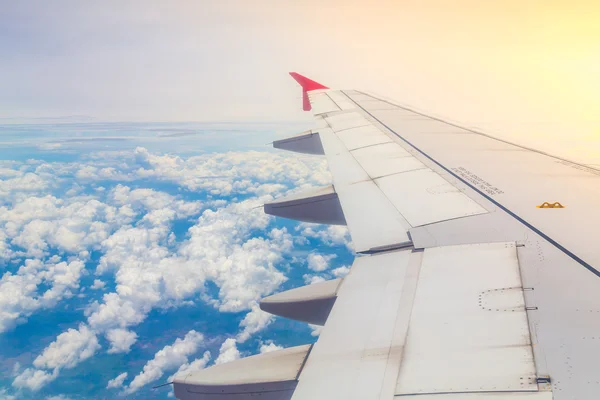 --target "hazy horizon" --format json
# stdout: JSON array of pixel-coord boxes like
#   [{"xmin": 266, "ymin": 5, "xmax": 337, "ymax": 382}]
[{"xmin": 2, "ymin": 0, "xmax": 599, "ymax": 163}]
